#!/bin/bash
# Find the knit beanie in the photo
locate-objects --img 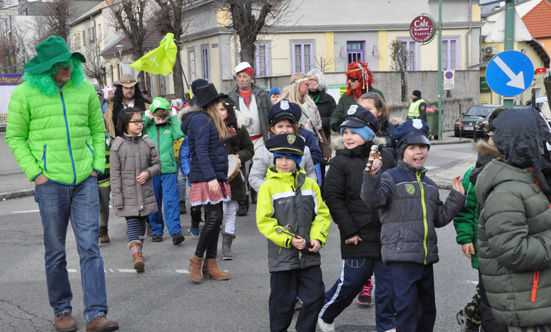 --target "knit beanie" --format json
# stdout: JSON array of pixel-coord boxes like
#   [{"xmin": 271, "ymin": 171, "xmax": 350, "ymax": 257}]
[
  {"xmin": 340, "ymin": 126, "xmax": 376, "ymax": 141},
  {"xmin": 273, "ymin": 152, "xmax": 302, "ymax": 168}
]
